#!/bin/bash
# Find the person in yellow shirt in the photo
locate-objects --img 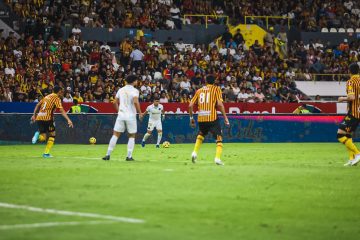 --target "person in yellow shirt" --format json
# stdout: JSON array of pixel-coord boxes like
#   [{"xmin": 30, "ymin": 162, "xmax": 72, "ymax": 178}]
[{"xmin": 73, "ymin": 91, "xmax": 84, "ymax": 103}]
